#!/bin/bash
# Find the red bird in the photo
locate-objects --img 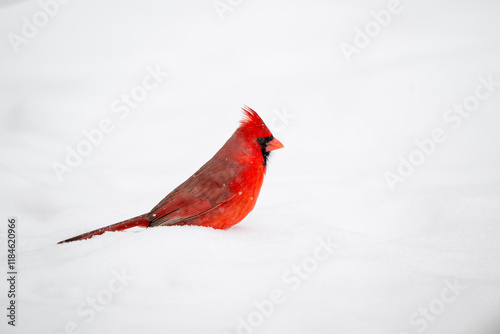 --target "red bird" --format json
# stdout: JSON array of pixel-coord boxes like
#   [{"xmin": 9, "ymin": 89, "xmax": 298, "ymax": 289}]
[{"xmin": 58, "ymin": 107, "xmax": 284, "ymax": 244}]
